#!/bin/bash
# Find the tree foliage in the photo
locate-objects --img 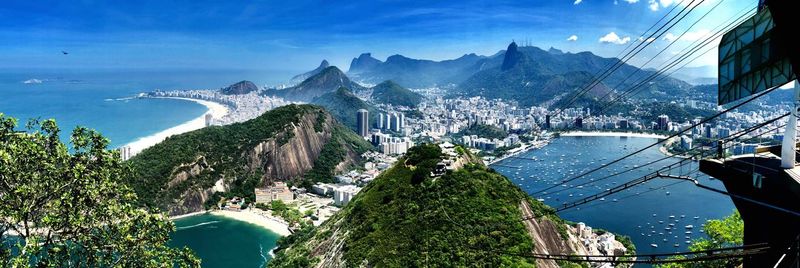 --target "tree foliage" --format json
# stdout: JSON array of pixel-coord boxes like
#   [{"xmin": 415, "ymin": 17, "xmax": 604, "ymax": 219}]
[{"xmin": 0, "ymin": 114, "xmax": 199, "ymax": 267}]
